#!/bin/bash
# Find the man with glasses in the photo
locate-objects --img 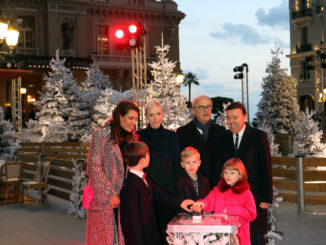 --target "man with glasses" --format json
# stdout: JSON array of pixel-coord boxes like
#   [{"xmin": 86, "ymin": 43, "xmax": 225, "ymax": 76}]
[{"xmin": 176, "ymin": 95, "xmax": 225, "ymax": 186}]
